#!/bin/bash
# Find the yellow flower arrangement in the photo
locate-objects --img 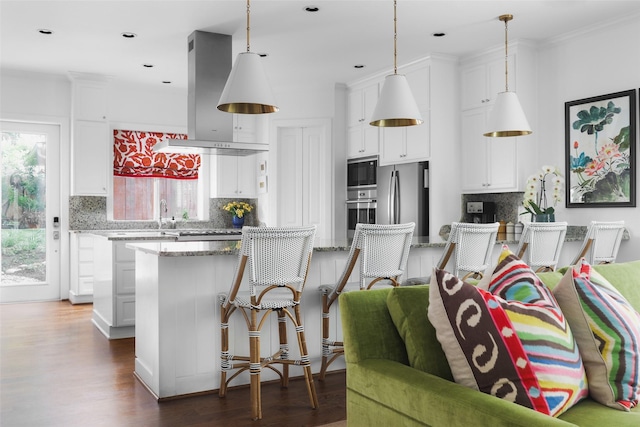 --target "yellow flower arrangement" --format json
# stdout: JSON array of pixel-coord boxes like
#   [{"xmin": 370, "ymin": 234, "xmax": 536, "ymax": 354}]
[{"xmin": 222, "ymin": 201, "xmax": 254, "ymax": 218}]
